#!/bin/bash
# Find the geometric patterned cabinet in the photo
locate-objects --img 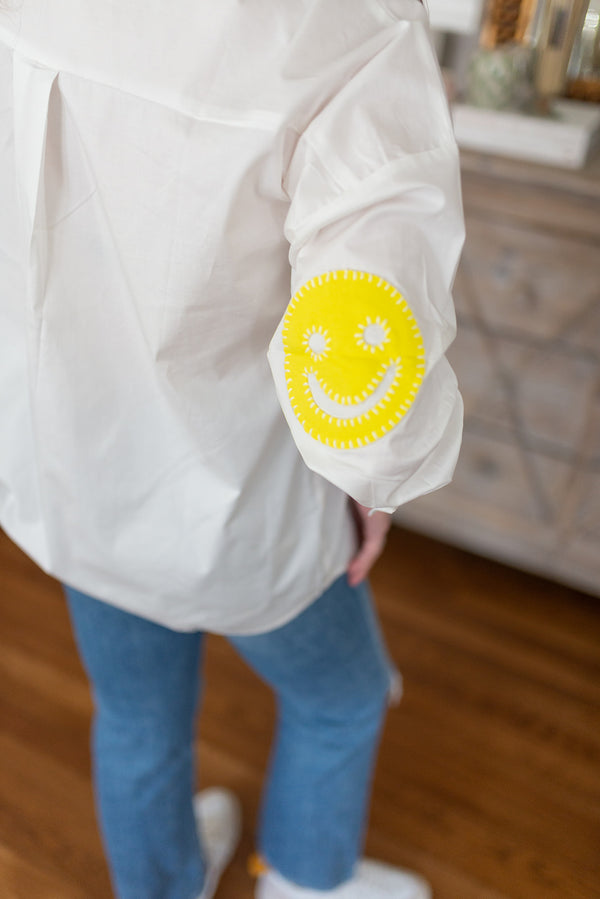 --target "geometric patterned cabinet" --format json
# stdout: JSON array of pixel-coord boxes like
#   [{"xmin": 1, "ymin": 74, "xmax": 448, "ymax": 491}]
[{"xmin": 395, "ymin": 149, "xmax": 600, "ymax": 596}]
